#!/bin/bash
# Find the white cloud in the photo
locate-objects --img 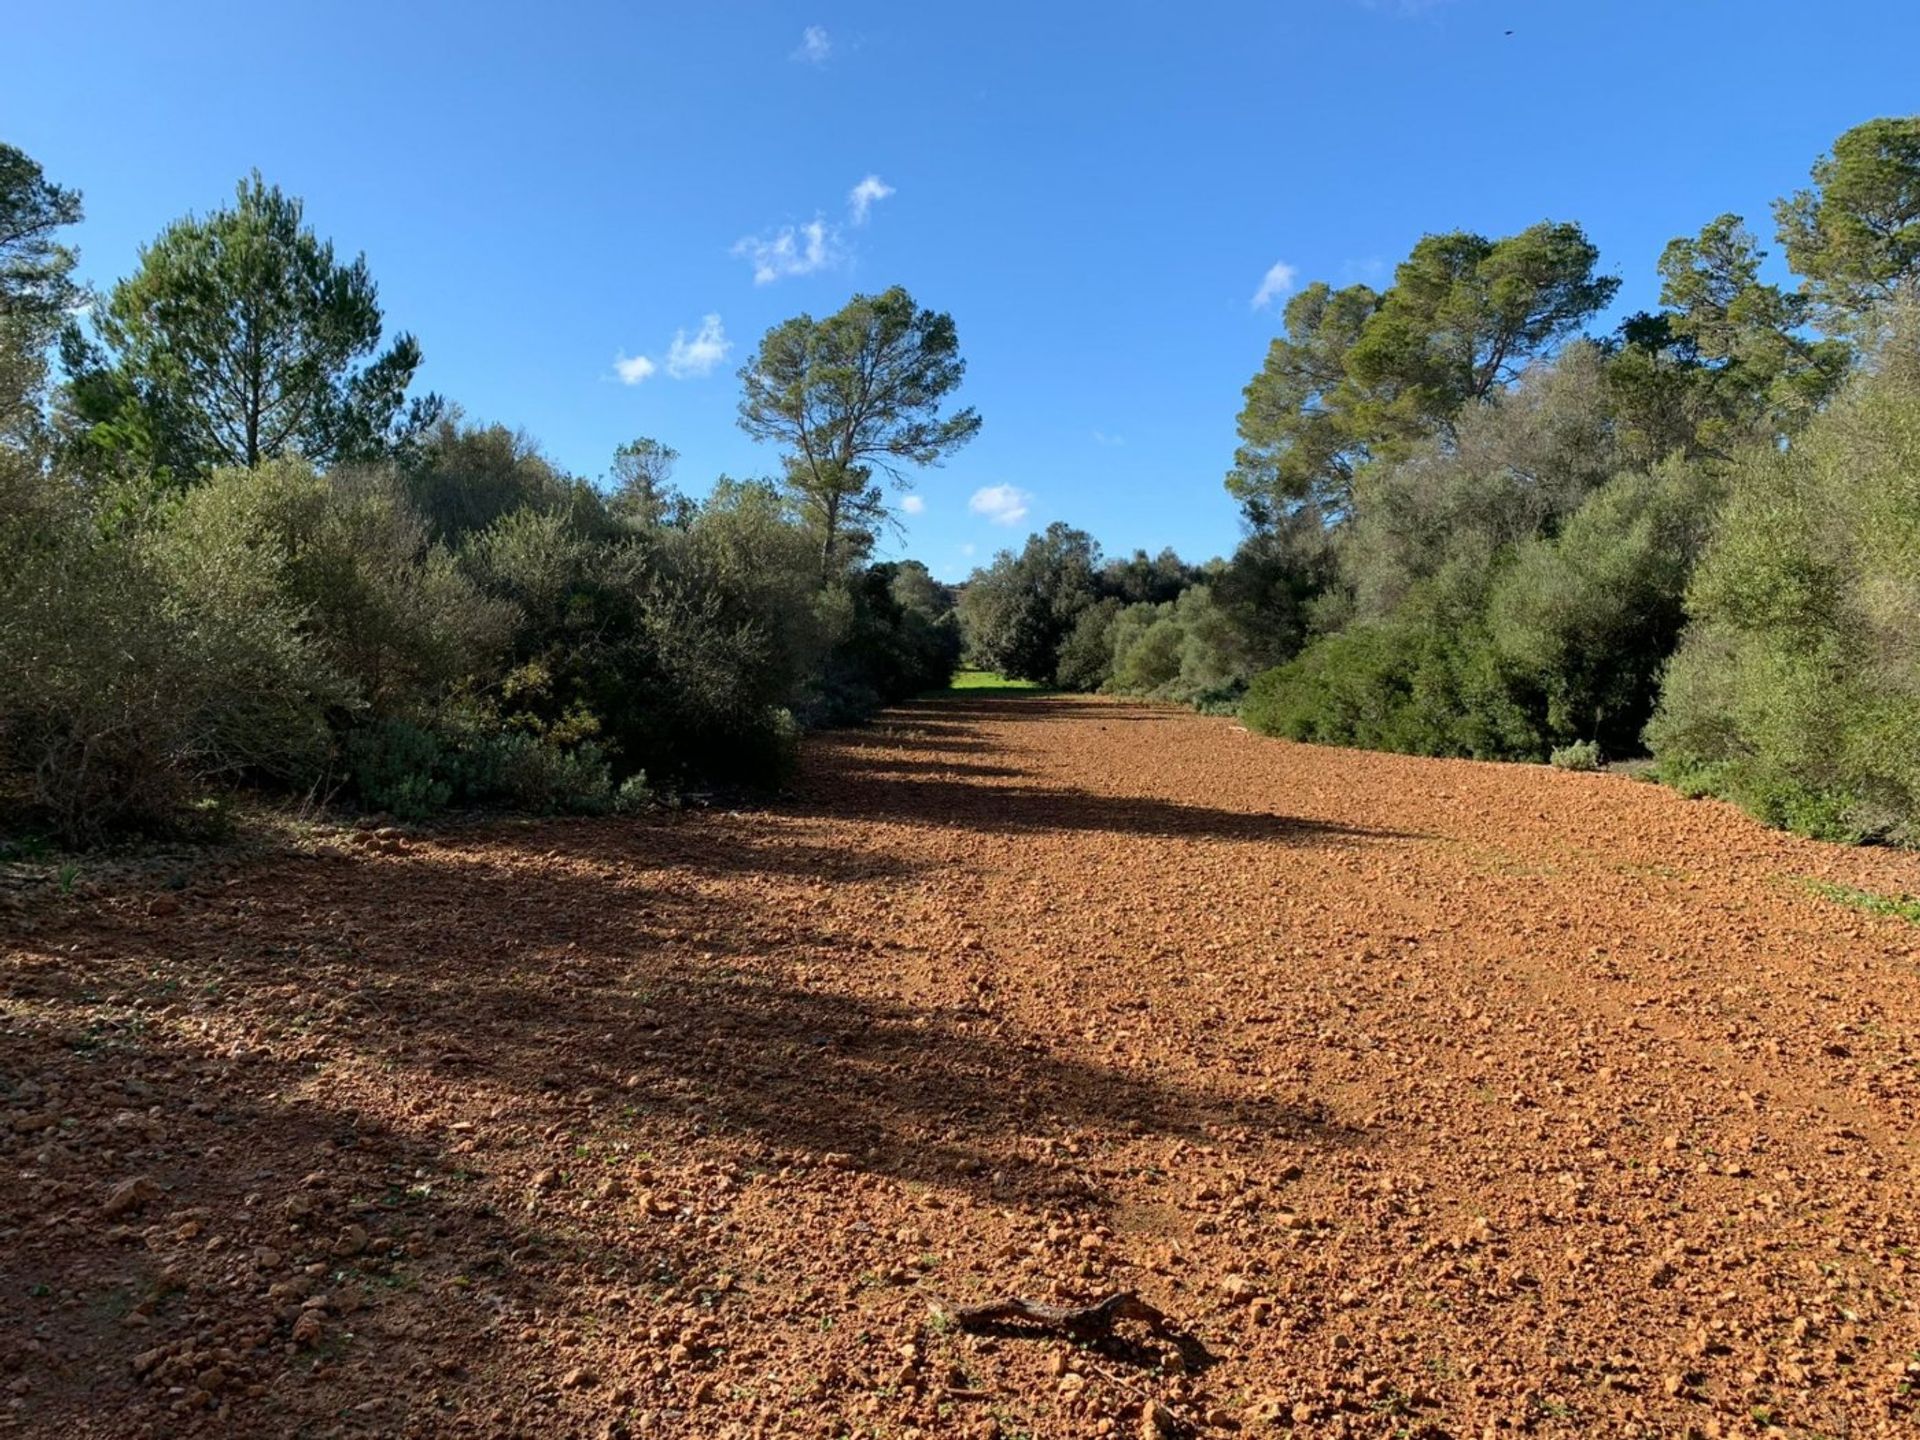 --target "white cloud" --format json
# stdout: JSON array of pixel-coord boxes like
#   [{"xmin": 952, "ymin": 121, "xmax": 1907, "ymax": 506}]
[
  {"xmin": 848, "ymin": 174, "xmax": 894, "ymax": 225},
  {"xmin": 960, "ymin": 542, "xmax": 976, "ymax": 558},
  {"xmin": 900, "ymin": 494, "xmax": 926, "ymax": 516},
  {"xmin": 737, "ymin": 174, "xmax": 895, "ymax": 283},
  {"xmin": 665, "ymin": 314, "xmax": 731, "ymax": 379},
  {"xmin": 1251, "ymin": 260, "xmax": 1298, "ymax": 311},
  {"xmin": 968, "ymin": 484, "xmax": 1032, "ymax": 527},
  {"xmin": 1092, "ymin": 429, "xmax": 1126, "ymax": 448},
  {"xmin": 793, "ymin": 25, "xmax": 832, "ymax": 63},
  {"xmin": 733, "ymin": 218, "xmax": 842, "ymax": 284},
  {"xmin": 613, "ymin": 352, "xmax": 657, "ymax": 385}
]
